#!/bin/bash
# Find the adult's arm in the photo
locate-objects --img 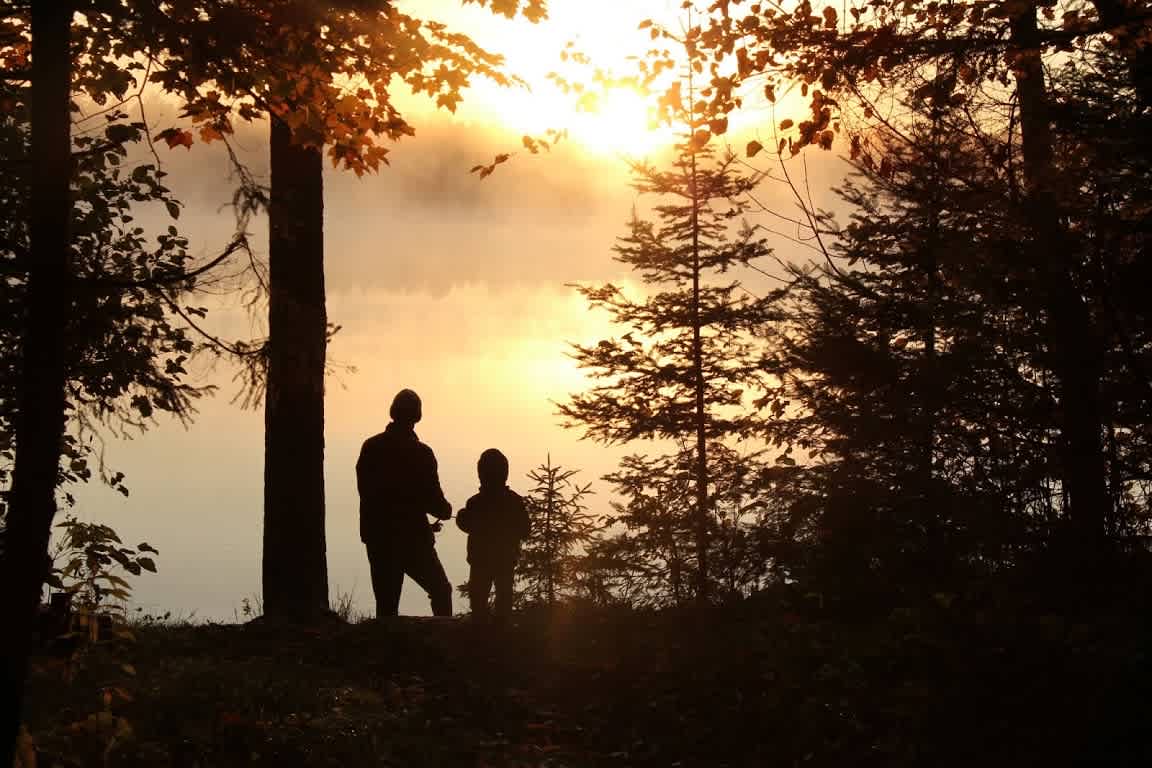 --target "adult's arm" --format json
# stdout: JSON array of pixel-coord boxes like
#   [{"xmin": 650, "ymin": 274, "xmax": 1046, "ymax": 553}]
[
  {"xmin": 355, "ymin": 440, "xmax": 378, "ymax": 543},
  {"xmin": 355, "ymin": 442, "xmax": 369, "ymax": 498},
  {"xmin": 419, "ymin": 445, "xmax": 453, "ymax": 520},
  {"xmin": 514, "ymin": 494, "xmax": 531, "ymax": 540}
]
